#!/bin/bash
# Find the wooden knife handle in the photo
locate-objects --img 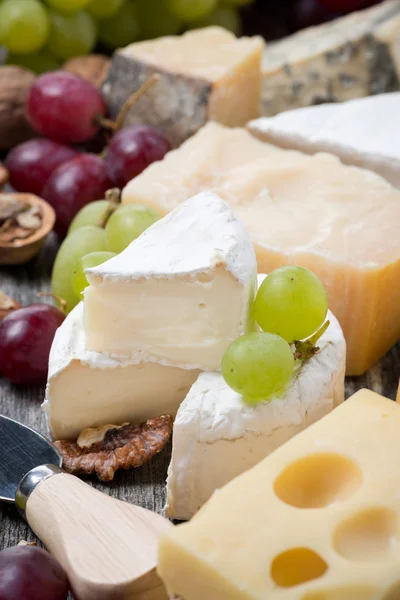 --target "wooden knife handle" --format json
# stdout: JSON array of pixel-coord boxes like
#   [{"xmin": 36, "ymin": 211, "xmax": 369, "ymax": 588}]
[{"xmin": 25, "ymin": 471, "xmax": 171, "ymax": 600}]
